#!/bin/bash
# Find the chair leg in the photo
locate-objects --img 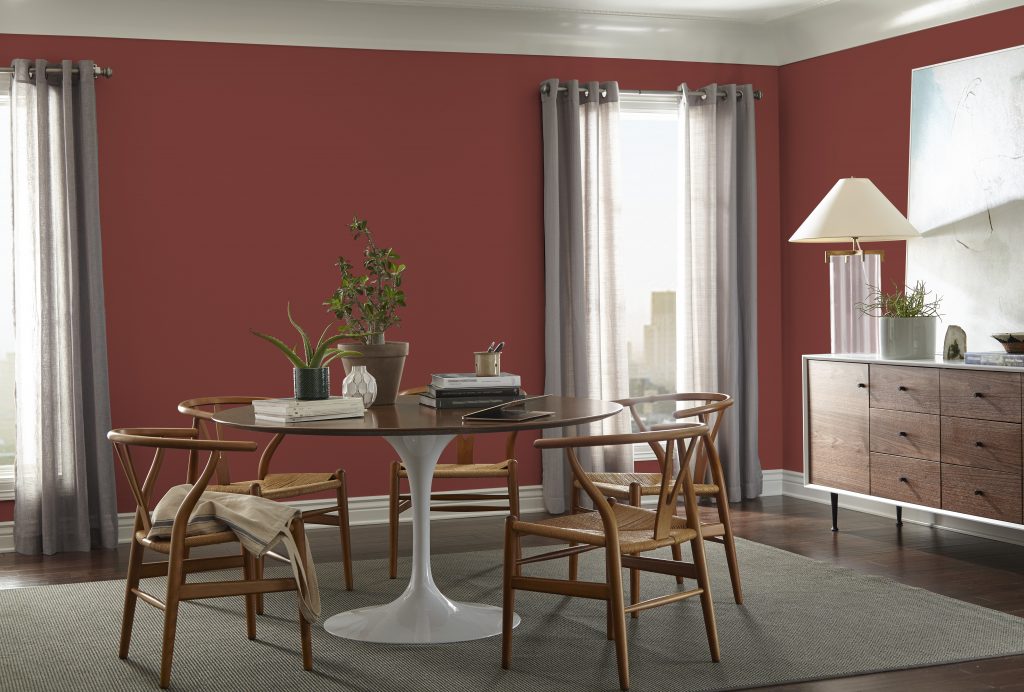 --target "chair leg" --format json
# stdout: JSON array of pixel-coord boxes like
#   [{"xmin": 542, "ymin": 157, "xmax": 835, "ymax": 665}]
[
  {"xmin": 507, "ymin": 460, "xmax": 522, "ymax": 565},
  {"xmin": 628, "ymin": 484, "xmax": 642, "ymax": 618},
  {"xmin": 335, "ymin": 468, "xmax": 354, "ymax": 591},
  {"xmin": 242, "ymin": 545, "xmax": 257, "ymax": 640},
  {"xmin": 389, "ymin": 461, "xmax": 402, "ymax": 580},
  {"xmin": 159, "ymin": 547, "xmax": 185, "ymax": 689},
  {"xmin": 118, "ymin": 537, "xmax": 145, "ymax": 659},
  {"xmin": 255, "ymin": 556, "xmax": 266, "ymax": 615},
  {"xmin": 717, "ymin": 492, "xmax": 743, "ymax": 605},
  {"xmin": 292, "ymin": 521, "xmax": 313, "ymax": 672},
  {"xmin": 691, "ymin": 535, "xmax": 721, "ymax": 663},
  {"xmin": 501, "ymin": 516, "xmax": 516, "ymax": 669},
  {"xmin": 671, "ymin": 543, "xmax": 685, "ymax": 585},
  {"xmin": 568, "ymin": 487, "xmax": 581, "ymax": 581},
  {"xmin": 607, "ymin": 548, "xmax": 630, "ymax": 690}
]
